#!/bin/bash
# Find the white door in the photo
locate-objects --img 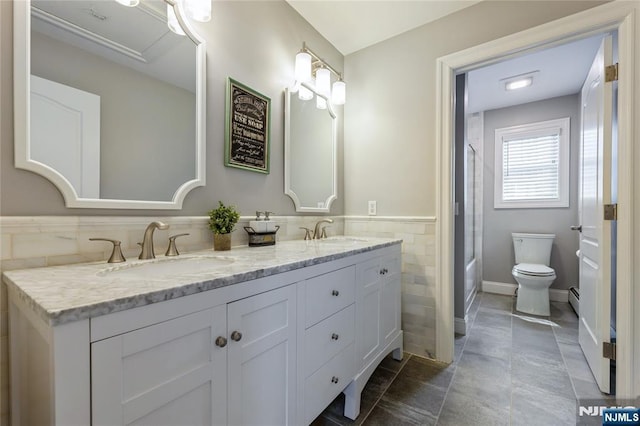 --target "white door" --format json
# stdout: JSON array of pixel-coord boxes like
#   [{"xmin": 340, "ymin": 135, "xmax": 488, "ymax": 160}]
[
  {"xmin": 227, "ymin": 284, "xmax": 297, "ymax": 426},
  {"xmin": 578, "ymin": 36, "xmax": 613, "ymax": 393},
  {"xmin": 30, "ymin": 75, "xmax": 101, "ymax": 198}
]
